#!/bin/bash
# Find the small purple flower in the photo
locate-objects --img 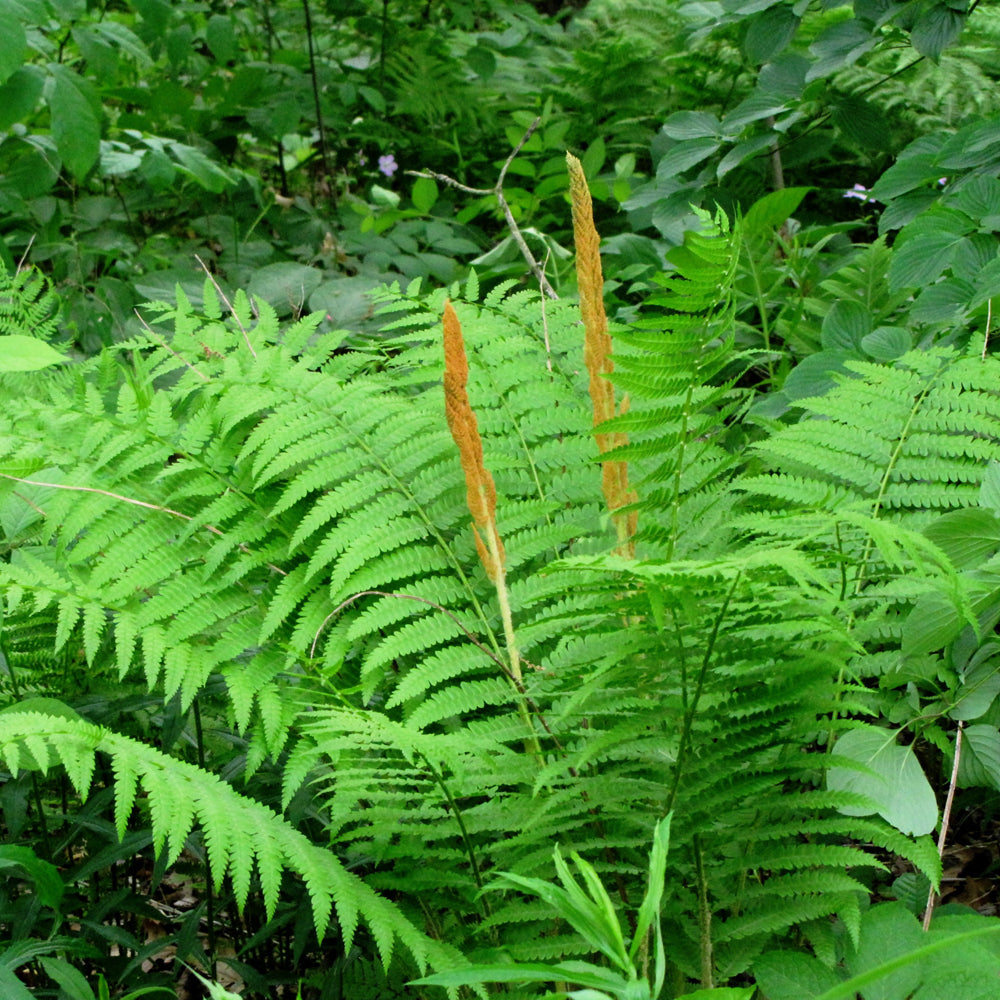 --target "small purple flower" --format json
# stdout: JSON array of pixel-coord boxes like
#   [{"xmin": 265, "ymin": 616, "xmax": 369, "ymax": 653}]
[
  {"xmin": 844, "ymin": 183, "xmax": 870, "ymax": 202},
  {"xmin": 378, "ymin": 154, "xmax": 398, "ymax": 178}
]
